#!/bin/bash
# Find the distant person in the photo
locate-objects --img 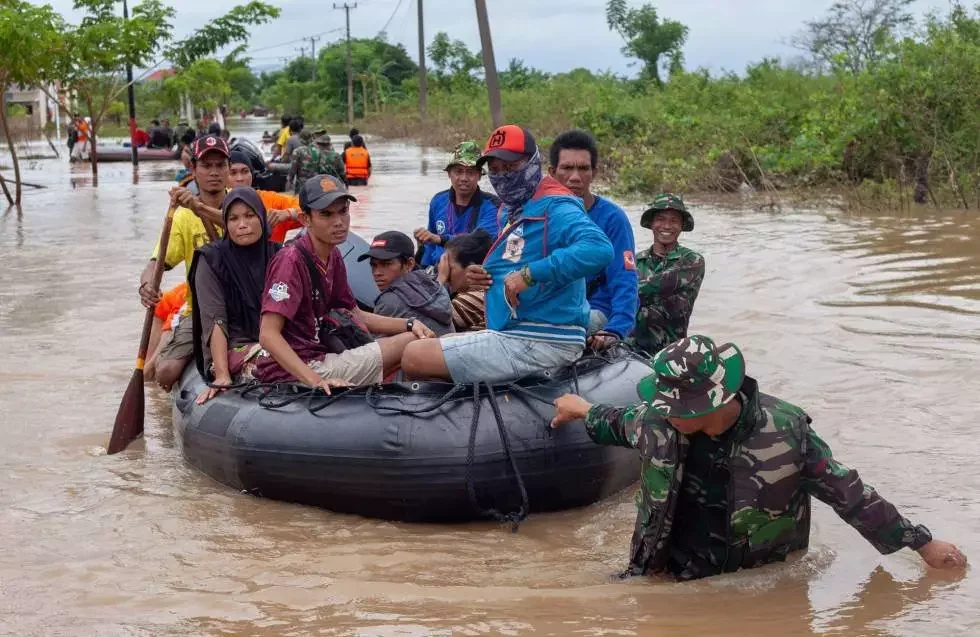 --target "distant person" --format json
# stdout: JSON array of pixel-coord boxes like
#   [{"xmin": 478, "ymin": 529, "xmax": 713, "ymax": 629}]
[
  {"xmin": 360, "ymin": 231, "xmax": 454, "ymax": 336},
  {"xmin": 436, "ymin": 229, "xmax": 493, "ymax": 332},
  {"xmin": 66, "ymin": 121, "xmax": 78, "ymax": 154},
  {"xmin": 343, "ymin": 135, "xmax": 371, "ymax": 186},
  {"xmin": 148, "ymin": 119, "xmax": 171, "ymax": 149},
  {"xmin": 190, "ymin": 187, "xmax": 280, "ymax": 403},
  {"xmin": 550, "ymin": 334, "xmax": 967, "ymax": 581},
  {"xmin": 70, "ymin": 117, "xmax": 90, "ymax": 162},
  {"xmin": 289, "ymin": 130, "xmax": 346, "ymax": 192},
  {"xmin": 175, "ymin": 128, "xmax": 197, "ymax": 188},
  {"xmin": 548, "ymin": 130, "xmax": 637, "ymax": 351},
  {"xmin": 343, "ymin": 127, "xmax": 364, "ymax": 152},
  {"xmin": 161, "ymin": 119, "xmax": 175, "ymax": 147},
  {"xmin": 131, "ymin": 123, "xmax": 150, "ymax": 148},
  {"xmin": 632, "ymin": 193, "xmax": 705, "ymax": 356},
  {"xmin": 207, "ymin": 122, "xmax": 222, "ymax": 136},
  {"xmin": 272, "ymin": 114, "xmax": 291, "ymax": 157},
  {"xmin": 281, "ymin": 118, "xmax": 305, "ymax": 162},
  {"xmin": 414, "ymin": 141, "xmax": 500, "ymax": 267},
  {"xmin": 255, "ymin": 175, "xmax": 435, "ymax": 391}
]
